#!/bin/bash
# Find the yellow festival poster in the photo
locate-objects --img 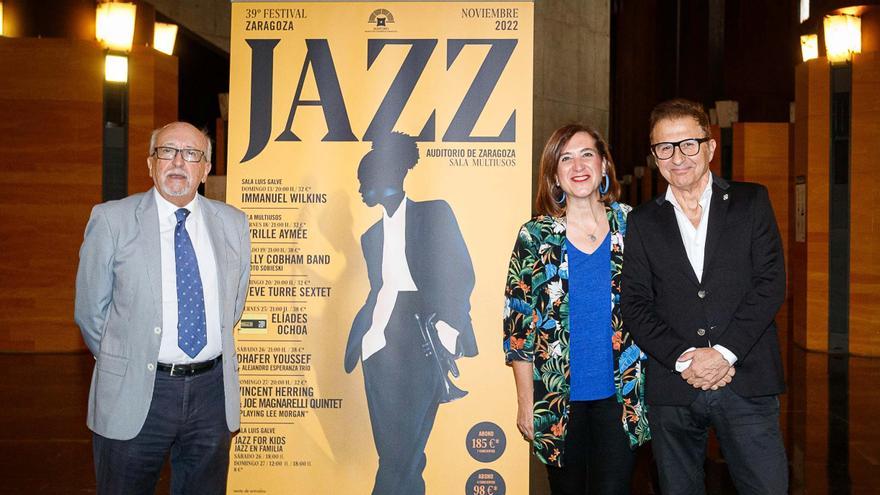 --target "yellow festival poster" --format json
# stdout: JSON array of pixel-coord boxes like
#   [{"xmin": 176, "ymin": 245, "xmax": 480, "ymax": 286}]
[{"xmin": 226, "ymin": 2, "xmax": 533, "ymax": 493}]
